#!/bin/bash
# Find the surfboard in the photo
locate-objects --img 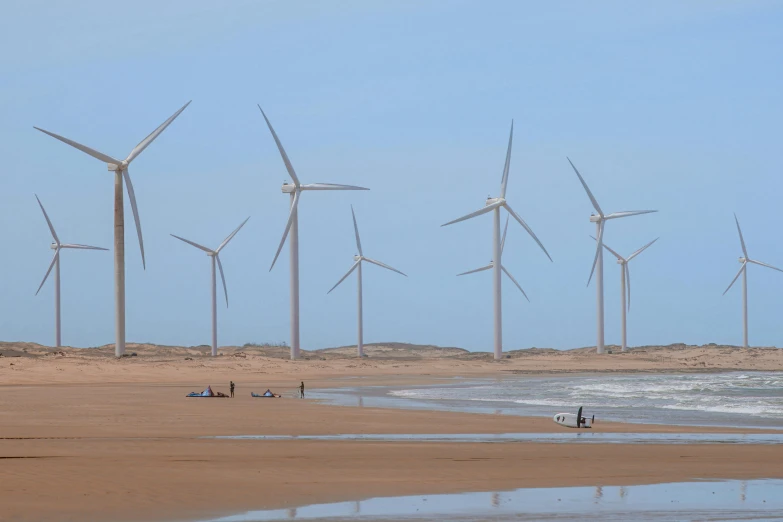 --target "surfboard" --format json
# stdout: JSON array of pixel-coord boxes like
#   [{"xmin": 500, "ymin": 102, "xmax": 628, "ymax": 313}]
[{"xmin": 553, "ymin": 407, "xmax": 593, "ymax": 428}]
